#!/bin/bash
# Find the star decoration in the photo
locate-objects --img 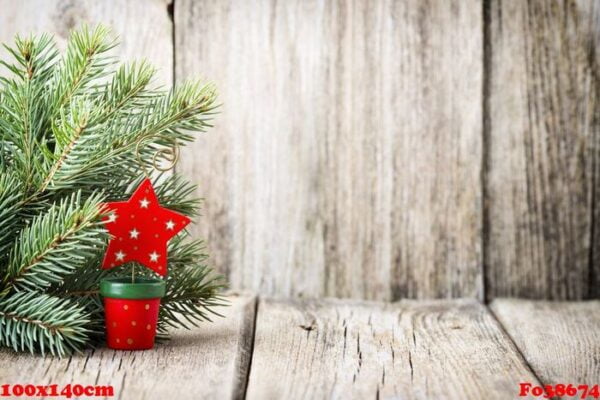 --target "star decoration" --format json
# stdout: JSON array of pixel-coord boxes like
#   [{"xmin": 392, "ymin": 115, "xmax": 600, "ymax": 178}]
[
  {"xmin": 149, "ymin": 251, "xmax": 160, "ymax": 262},
  {"xmin": 101, "ymin": 178, "xmax": 191, "ymax": 276}
]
